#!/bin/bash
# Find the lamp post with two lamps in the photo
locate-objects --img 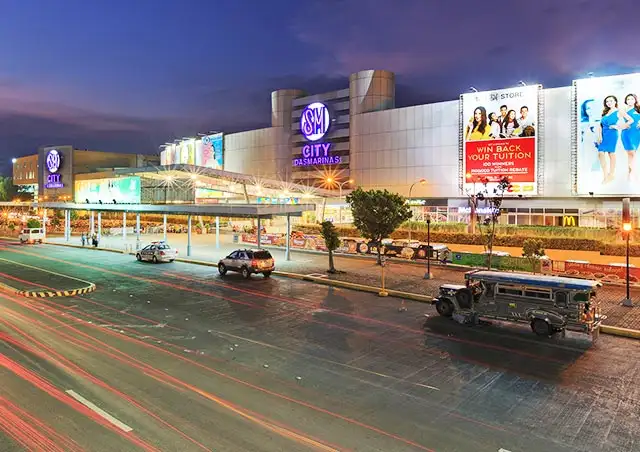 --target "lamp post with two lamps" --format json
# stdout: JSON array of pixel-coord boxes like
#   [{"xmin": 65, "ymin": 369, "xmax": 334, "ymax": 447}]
[{"xmin": 408, "ymin": 178, "xmax": 426, "ymax": 243}]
